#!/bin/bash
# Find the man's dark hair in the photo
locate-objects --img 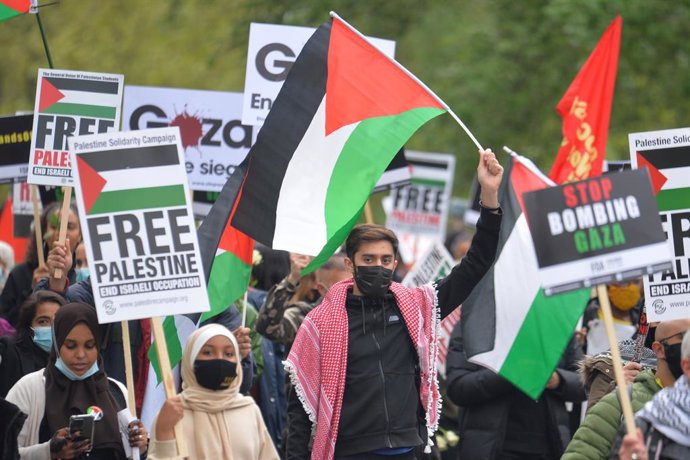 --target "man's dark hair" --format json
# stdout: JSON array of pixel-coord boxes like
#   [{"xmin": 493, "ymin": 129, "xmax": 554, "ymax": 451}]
[
  {"xmin": 15, "ymin": 291, "xmax": 67, "ymax": 342},
  {"xmin": 345, "ymin": 224, "xmax": 398, "ymax": 260}
]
